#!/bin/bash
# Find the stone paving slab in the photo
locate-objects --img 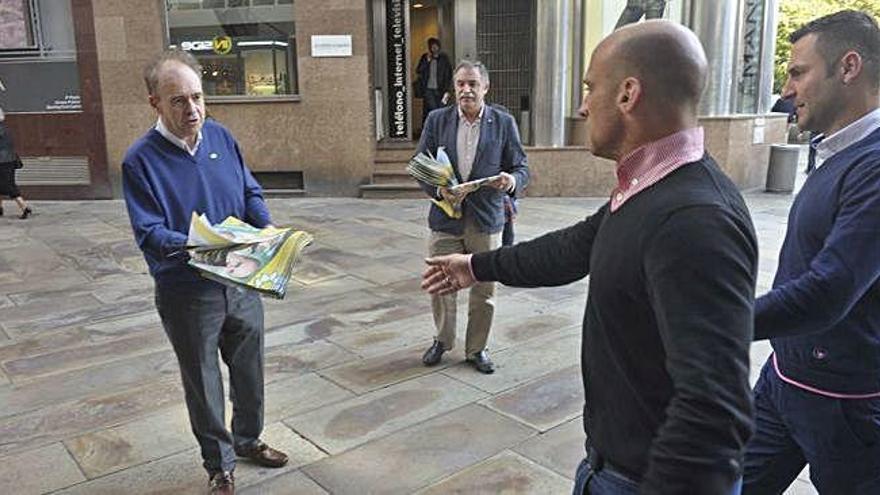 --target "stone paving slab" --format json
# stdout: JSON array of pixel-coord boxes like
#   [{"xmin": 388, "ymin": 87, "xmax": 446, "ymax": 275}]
[
  {"xmin": 263, "ymin": 340, "xmax": 357, "ymax": 384},
  {"xmin": 286, "ymin": 373, "xmax": 486, "ymax": 454},
  {"xmin": 2, "ymin": 331, "xmax": 168, "ymax": 382},
  {"xmin": 65, "ymin": 405, "xmax": 193, "ymax": 479},
  {"xmin": 0, "ymin": 349, "xmax": 179, "ymax": 418},
  {"xmin": 513, "ymin": 417, "xmax": 586, "ymax": 479},
  {"xmin": 415, "ymin": 450, "xmax": 573, "ymax": 494},
  {"xmin": 482, "ymin": 365, "xmax": 583, "ymax": 432},
  {"xmin": 303, "ymin": 404, "xmax": 537, "ymax": 495},
  {"xmin": 319, "ymin": 344, "xmax": 455, "ymax": 394},
  {"xmin": 326, "ymin": 312, "xmax": 435, "ymax": 358},
  {"xmin": 238, "ymin": 470, "xmax": 329, "ymax": 495},
  {"xmin": 0, "ymin": 378, "xmax": 183, "ymax": 457},
  {"xmin": 0, "ymin": 442, "xmax": 85, "ymax": 494},
  {"xmin": 442, "ymin": 327, "xmax": 581, "ymax": 394}
]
